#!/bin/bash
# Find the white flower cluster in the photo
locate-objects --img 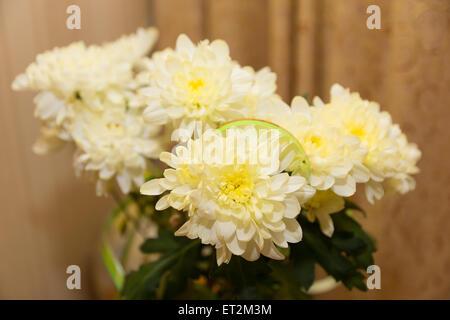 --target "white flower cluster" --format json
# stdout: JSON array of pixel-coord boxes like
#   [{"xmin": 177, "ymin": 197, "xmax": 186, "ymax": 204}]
[
  {"xmin": 12, "ymin": 28, "xmax": 162, "ymax": 195},
  {"xmin": 259, "ymin": 84, "xmax": 421, "ymax": 236},
  {"xmin": 142, "ymin": 130, "xmax": 314, "ymax": 264},
  {"xmin": 139, "ymin": 35, "xmax": 419, "ymax": 263},
  {"xmin": 138, "ymin": 35, "xmax": 280, "ymax": 139},
  {"xmin": 14, "ymin": 30, "xmax": 421, "ymax": 264}
]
